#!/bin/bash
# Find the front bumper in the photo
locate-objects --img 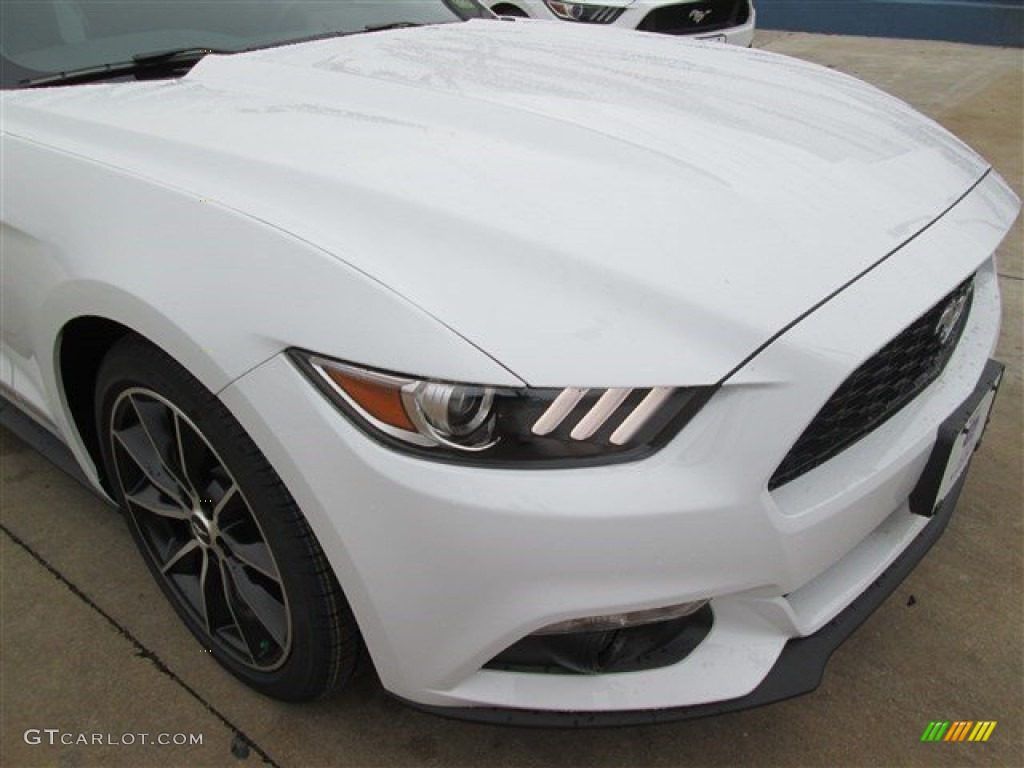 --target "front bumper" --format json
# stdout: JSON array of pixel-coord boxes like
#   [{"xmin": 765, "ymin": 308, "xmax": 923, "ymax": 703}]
[
  {"xmin": 511, "ymin": 2, "xmax": 757, "ymax": 47},
  {"xmin": 220, "ymin": 173, "xmax": 1013, "ymax": 716},
  {"xmin": 397, "ymin": 431, "xmax": 983, "ymax": 726}
]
